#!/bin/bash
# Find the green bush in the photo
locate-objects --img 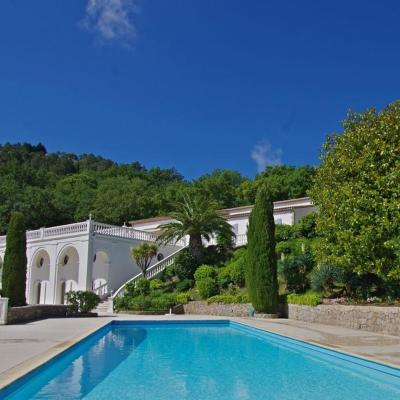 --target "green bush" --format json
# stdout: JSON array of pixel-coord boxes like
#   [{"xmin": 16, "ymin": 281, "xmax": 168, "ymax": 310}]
[
  {"xmin": 161, "ymin": 264, "xmax": 177, "ymax": 281},
  {"xmin": 135, "ymin": 278, "xmax": 150, "ymax": 296},
  {"xmin": 194, "ymin": 265, "xmax": 219, "ymax": 299},
  {"xmin": 196, "ymin": 277, "xmax": 219, "ymax": 299},
  {"xmin": 207, "ymin": 292, "xmax": 250, "ymax": 304},
  {"xmin": 176, "ymin": 292, "xmax": 191, "ymax": 304},
  {"xmin": 2, "ymin": 212, "xmax": 27, "ymax": 306},
  {"xmin": 310, "ymin": 264, "xmax": 344, "ymax": 295},
  {"xmin": 219, "ymin": 248, "xmax": 247, "ymax": 288},
  {"xmin": 278, "ymin": 251, "xmax": 314, "ymax": 293},
  {"xmin": 174, "ymin": 249, "xmax": 199, "ymax": 280},
  {"xmin": 150, "ymin": 293, "xmax": 177, "ymax": 311},
  {"xmin": 287, "ymin": 292, "xmax": 322, "ymax": 306},
  {"xmin": 293, "ymin": 212, "xmax": 317, "ymax": 239},
  {"xmin": 194, "ymin": 265, "xmax": 217, "ymax": 281},
  {"xmin": 175, "ymin": 278, "xmax": 194, "ymax": 292},
  {"xmin": 275, "ymin": 224, "xmax": 295, "ymax": 242},
  {"xmin": 66, "ymin": 291, "xmax": 101, "ymax": 314},
  {"xmin": 149, "ymin": 279, "xmax": 163, "ymax": 291},
  {"xmin": 127, "ymin": 295, "xmax": 152, "ymax": 311}
]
